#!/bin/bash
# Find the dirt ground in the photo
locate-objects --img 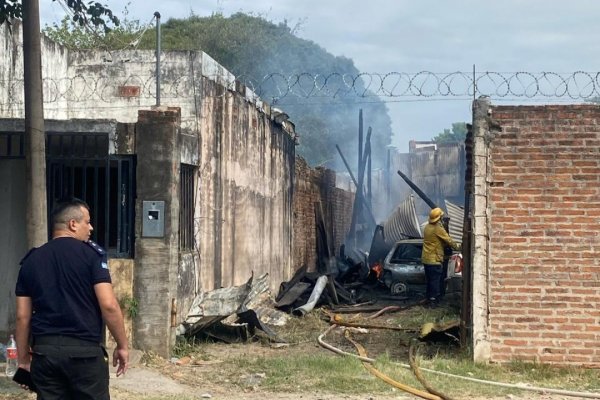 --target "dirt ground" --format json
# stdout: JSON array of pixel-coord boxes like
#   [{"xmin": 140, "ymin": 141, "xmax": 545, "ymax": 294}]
[
  {"xmin": 1, "ymin": 360, "xmax": 593, "ymax": 400},
  {"xmin": 0, "ymin": 342, "xmax": 595, "ymax": 400},
  {"xmin": 0, "ymin": 302, "xmax": 597, "ymax": 400},
  {"xmin": 106, "ymin": 343, "xmax": 595, "ymax": 400}
]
